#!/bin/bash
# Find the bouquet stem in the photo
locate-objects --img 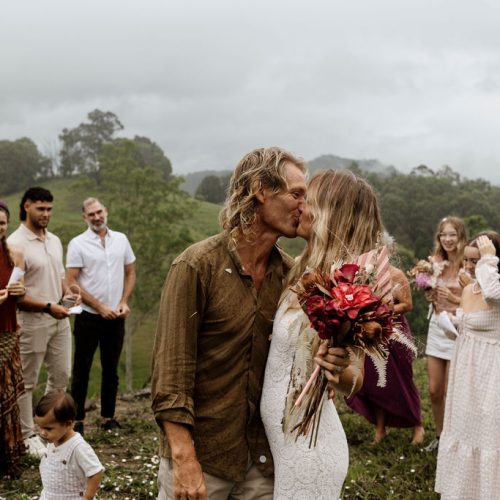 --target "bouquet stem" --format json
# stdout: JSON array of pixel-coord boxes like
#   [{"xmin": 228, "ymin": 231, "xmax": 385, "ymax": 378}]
[{"xmin": 294, "ymin": 365, "xmax": 321, "ymax": 408}]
